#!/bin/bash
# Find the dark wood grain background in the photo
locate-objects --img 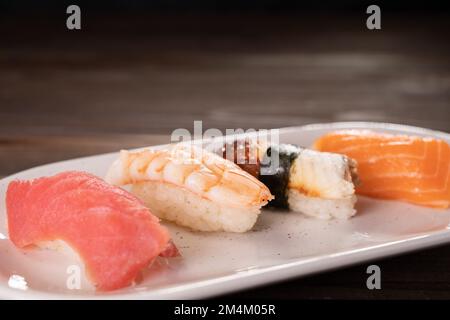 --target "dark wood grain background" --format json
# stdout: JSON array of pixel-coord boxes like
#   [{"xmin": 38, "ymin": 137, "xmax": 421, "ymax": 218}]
[{"xmin": 1, "ymin": 8, "xmax": 449, "ymax": 299}]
